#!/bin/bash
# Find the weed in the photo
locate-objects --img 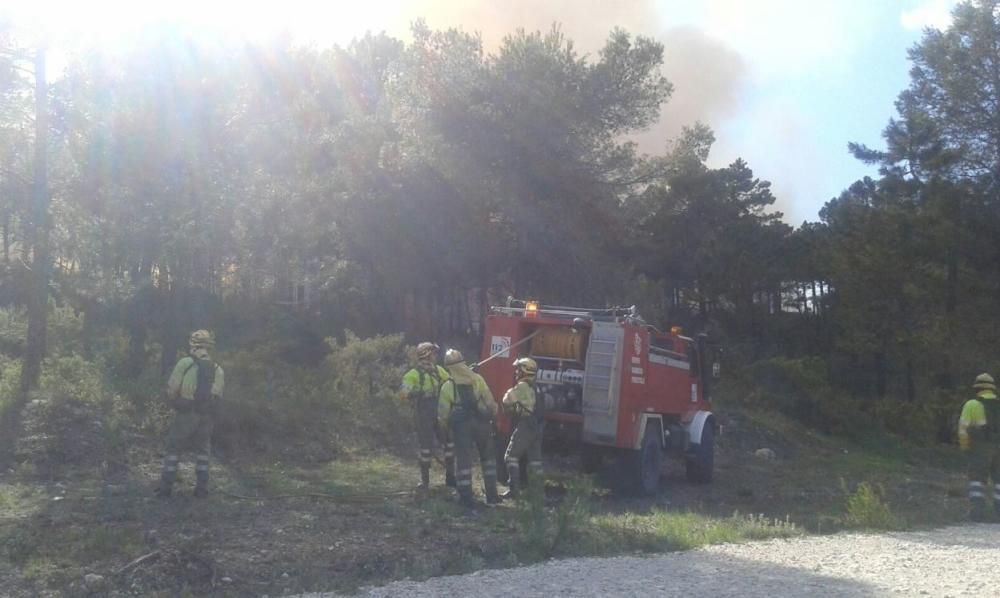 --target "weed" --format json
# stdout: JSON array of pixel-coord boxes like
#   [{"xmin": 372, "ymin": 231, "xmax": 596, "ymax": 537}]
[
  {"xmin": 512, "ymin": 477, "xmax": 594, "ymax": 561},
  {"xmin": 586, "ymin": 509, "xmax": 800, "ymax": 555},
  {"xmin": 843, "ymin": 481, "xmax": 902, "ymax": 530}
]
